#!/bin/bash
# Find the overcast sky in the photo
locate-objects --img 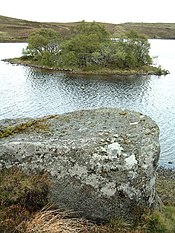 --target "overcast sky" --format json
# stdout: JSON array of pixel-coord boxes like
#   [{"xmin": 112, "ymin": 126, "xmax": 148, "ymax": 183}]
[{"xmin": 0, "ymin": 0, "xmax": 175, "ymax": 24}]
